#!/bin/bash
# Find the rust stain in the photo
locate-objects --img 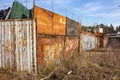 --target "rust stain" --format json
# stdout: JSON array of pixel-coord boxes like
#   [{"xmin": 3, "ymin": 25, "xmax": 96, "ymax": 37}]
[
  {"xmin": 21, "ymin": 36, "xmax": 25, "ymax": 45},
  {"xmin": 4, "ymin": 40, "xmax": 11, "ymax": 54},
  {"xmin": 0, "ymin": 19, "xmax": 36, "ymax": 73},
  {"xmin": 37, "ymin": 35, "xmax": 64, "ymax": 69},
  {"xmin": 37, "ymin": 44, "xmax": 45, "ymax": 69},
  {"xmin": 53, "ymin": 13, "xmax": 66, "ymax": 35},
  {"xmin": 64, "ymin": 37, "xmax": 79, "ymax": 58},
  {"xmin": 34, "ymin": 6, "xmax": 66, "ymax": 35},
  {"xmin": 34, "ymin": 6, "xmax": 53, "ymax": 34},
  {"xmin": 10, "ymin": 26, "xmax": 13, "ymax": 32},
  {"xmin": 103, "ymin": 35, "xmax": 108, "ymax": 48}
]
